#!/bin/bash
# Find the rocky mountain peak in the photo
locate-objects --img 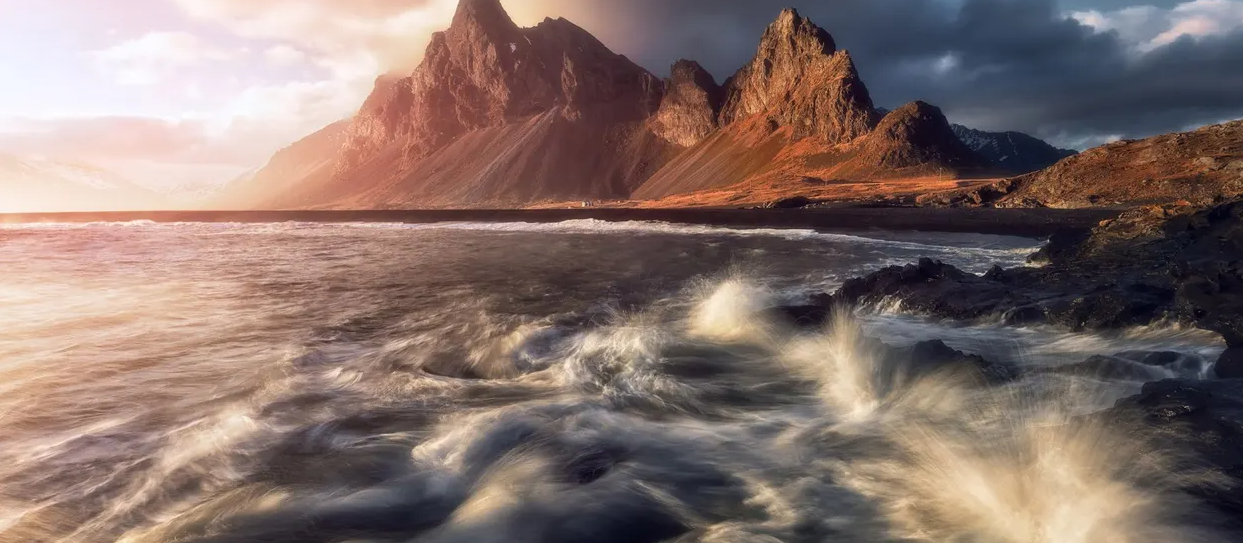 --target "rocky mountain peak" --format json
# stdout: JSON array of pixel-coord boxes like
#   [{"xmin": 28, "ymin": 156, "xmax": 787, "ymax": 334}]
[
  {"xmin": 860, "ymin": 101, "xmax": 986, "ymax": 170},
  {"xmin": 670, "ymin": 59, "xmax": 717, "ymax": 85},
  {"xmin": 333, "ymin": 0, "xmax": 663, "ymax": 191},
  {"xmin": 450, "ymin": 0, "xmax": 519, "ymax": 37},
  {"xmin": 768, "ymin": 8, "xmax": 837, "ymax": 56},
  {"xmin": 718, "ymin": 10, "xmax": 875, "ymax": 144},
  {"xmin": 653, "ymin": 59, "xmax": 724, "ymax": 147}
]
